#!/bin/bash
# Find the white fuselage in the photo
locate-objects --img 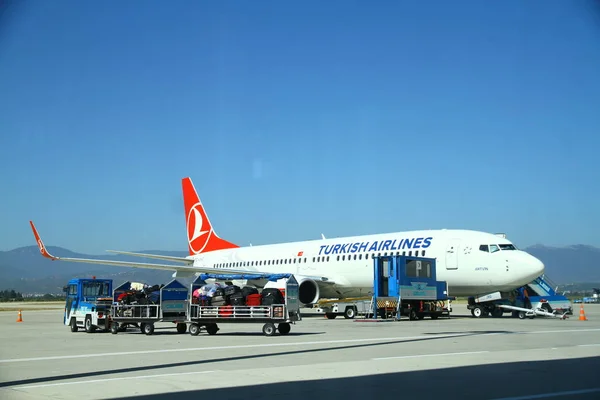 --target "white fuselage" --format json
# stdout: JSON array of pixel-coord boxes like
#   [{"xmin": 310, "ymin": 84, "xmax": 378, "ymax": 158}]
[{"xmin": 187, "ymin": 229, "xmax": 545, "ymax": 300}]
